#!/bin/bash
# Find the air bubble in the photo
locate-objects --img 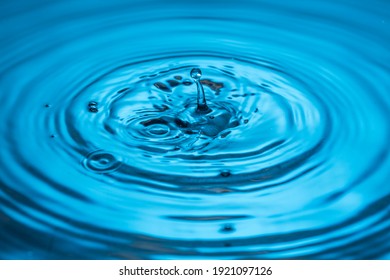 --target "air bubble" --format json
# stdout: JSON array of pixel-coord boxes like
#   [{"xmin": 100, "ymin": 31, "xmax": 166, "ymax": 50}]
[
  {"xmin": 220, "ymin": 170, "xmax": 231, "ymax": 177},
  {"xmin": 82, "ymin": 150, "xmax": 122, "ymax": 173},
  {"xmin": 88, "ymin": 101, "xmax": 98, "ymax": 113}
]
